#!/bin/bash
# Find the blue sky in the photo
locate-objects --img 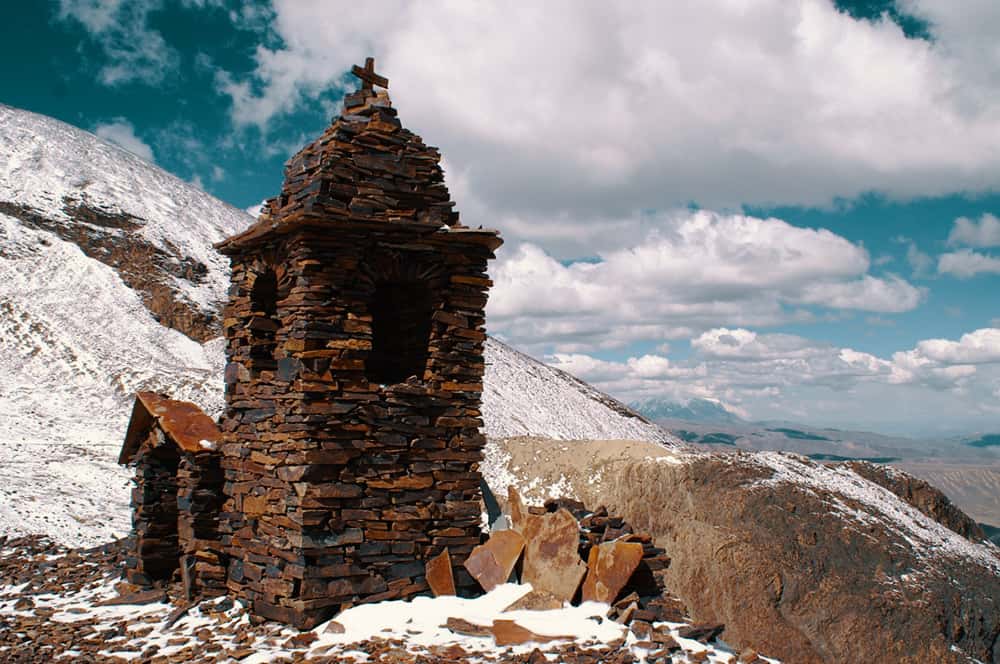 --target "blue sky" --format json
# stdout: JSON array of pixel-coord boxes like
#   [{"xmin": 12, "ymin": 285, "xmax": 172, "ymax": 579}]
[{"xmin": 3, "ymin": 1, "xmax": 1000, "ymax": 437}]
